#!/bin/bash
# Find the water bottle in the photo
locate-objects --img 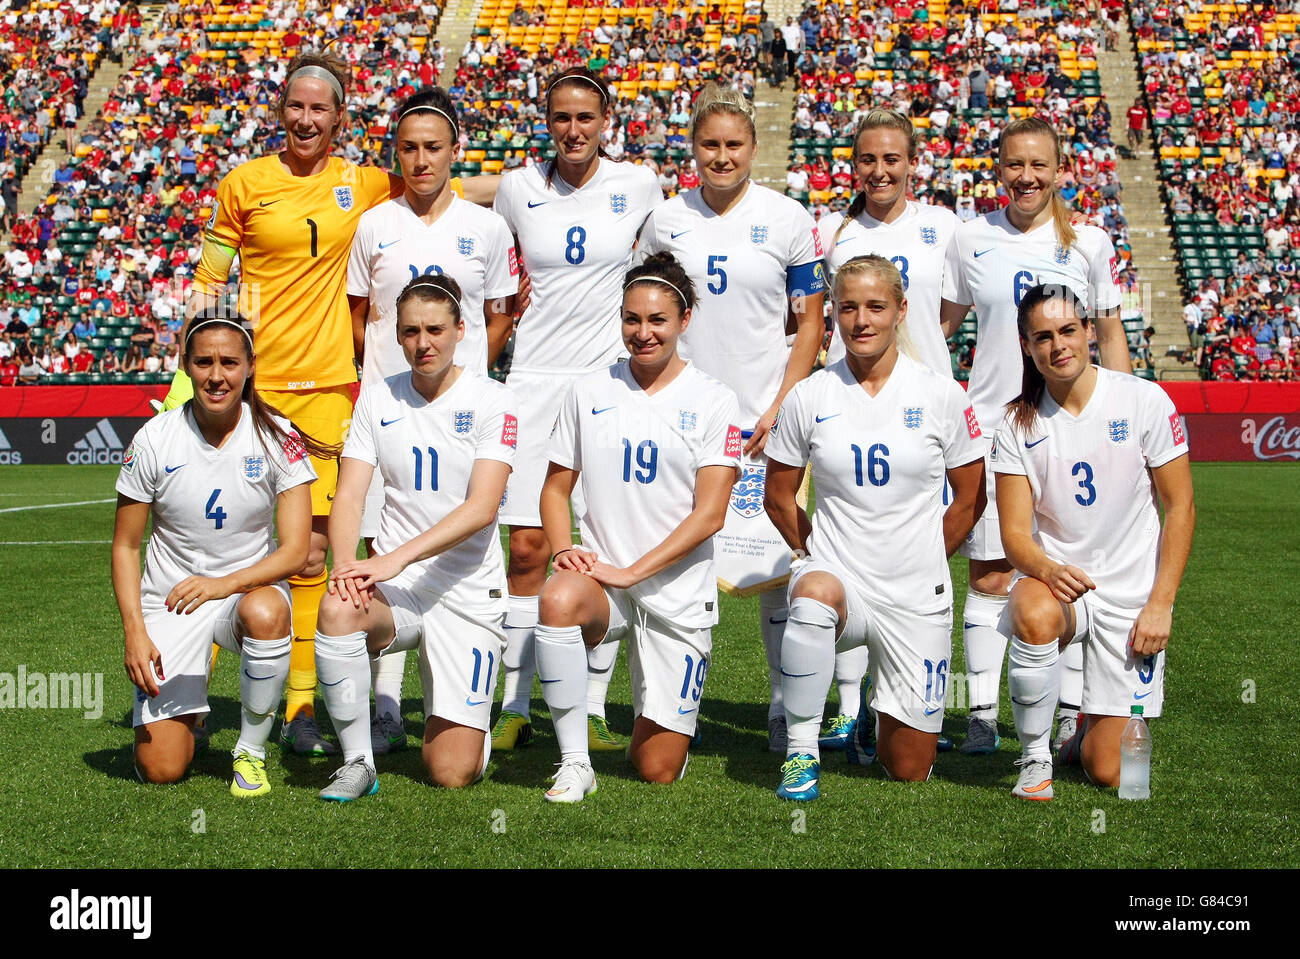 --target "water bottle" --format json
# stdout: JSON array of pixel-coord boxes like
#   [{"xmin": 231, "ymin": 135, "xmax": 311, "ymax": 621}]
[{"xmin": 1119, "ymin": 705, "xmax": 1151, "ymax": 800}]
